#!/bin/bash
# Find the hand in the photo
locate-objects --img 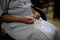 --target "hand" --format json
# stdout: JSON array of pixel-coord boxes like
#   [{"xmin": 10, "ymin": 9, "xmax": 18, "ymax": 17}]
[
  {"xmin": 33, "ymin": 12, "xmax": 40, "ymax": 19},
  {"xmin": 22, "ymin": 17, "xmax": 34, "ymax": 24}
]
